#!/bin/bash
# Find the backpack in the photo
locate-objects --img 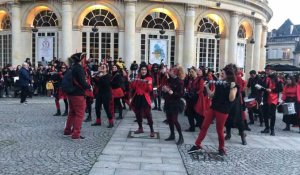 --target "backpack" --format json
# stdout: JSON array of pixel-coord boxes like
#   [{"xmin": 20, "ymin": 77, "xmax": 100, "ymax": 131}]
[{"xmin": 61, "ymin": 69, "xmax": 75, "ymax": 94}]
